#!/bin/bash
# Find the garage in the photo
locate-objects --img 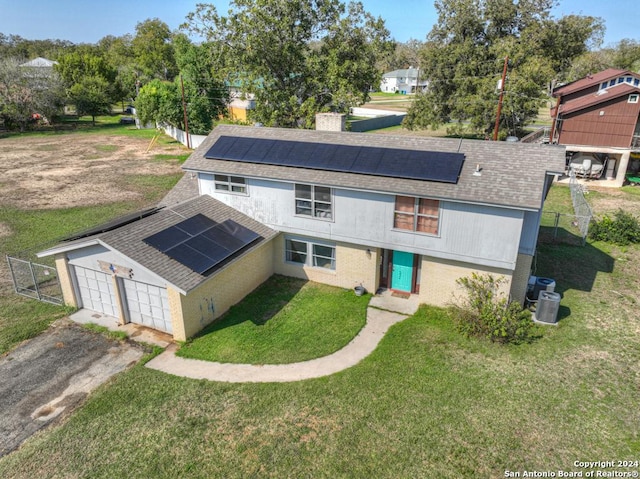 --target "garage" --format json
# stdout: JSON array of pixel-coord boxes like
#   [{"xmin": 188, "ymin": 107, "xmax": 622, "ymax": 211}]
[
  {"xmin": 73, "ymin": 265, "xmax": 118, "ymax": 317},
  {"xmin": 122, "ymin": 278, "xmax": 172, "ymax": 333}
]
